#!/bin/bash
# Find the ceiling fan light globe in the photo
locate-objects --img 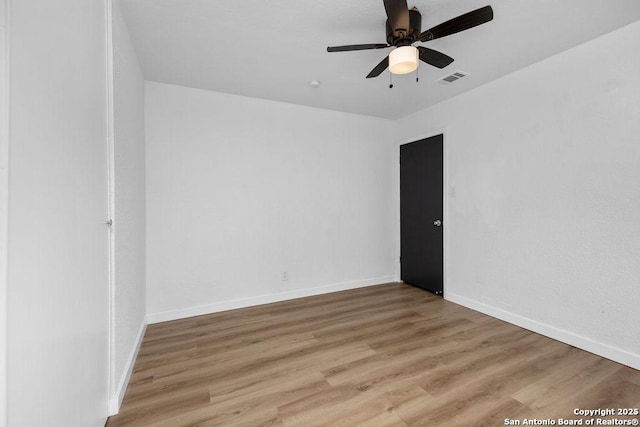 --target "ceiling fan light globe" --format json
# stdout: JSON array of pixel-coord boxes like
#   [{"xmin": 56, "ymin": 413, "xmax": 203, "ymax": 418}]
[{"xmin": 389, "ymin": 46, "xmax": 418, "ymax": 74}]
